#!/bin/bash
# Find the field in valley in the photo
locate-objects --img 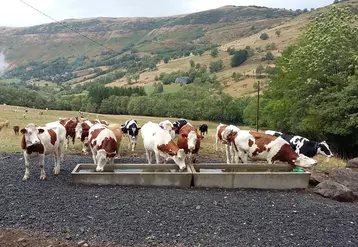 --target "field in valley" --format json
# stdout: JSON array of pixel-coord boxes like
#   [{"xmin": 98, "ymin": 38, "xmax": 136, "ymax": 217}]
[{"xmin": 0, "ymin": 104, "xmax": 346, "ymax": 172}]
